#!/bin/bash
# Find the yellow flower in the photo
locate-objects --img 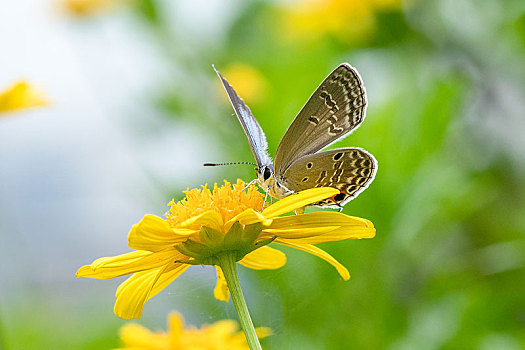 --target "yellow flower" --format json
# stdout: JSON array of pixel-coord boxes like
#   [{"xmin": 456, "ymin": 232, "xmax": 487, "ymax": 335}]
[
  {"xmin": 279, "ymin": 0, "xmax": 405, "ymax": 44},
  {"xmin": 58, "ymin": 0, "xmax": 117, "ymax": 17},
  {"xmin": 76, "ymin": 180, "xmax": 375, "ymax": 319},
  {"xmin": 117, "ymin": 312, "xmax": 271, "ymax": 350},
  {"xmin": 0, "ymin": 81, "xmax": 48, "ymax": 114},
  {"xmin": 217, "ymin": 64, "xmax": 269, "ymax": 104}
]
